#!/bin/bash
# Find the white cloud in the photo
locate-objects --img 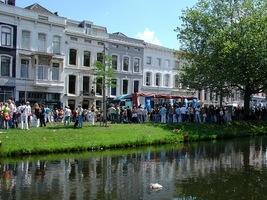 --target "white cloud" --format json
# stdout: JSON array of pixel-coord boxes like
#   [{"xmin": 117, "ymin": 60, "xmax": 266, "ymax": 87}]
[{"xmin": 136, "ymin": 28, "xmax": 162, "ymax": 46}]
